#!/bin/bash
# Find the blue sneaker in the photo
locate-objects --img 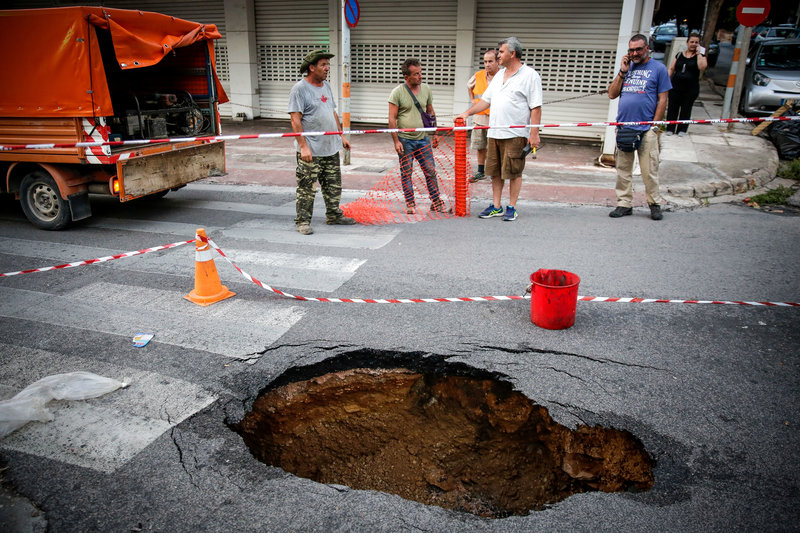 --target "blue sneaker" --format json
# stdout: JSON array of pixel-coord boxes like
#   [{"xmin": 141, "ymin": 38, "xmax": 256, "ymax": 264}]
[
  {"xmin": 503, "ymin": 206, "xmax": 518, "ymax": 221},
  {"xmin": 479, "ymin": 204, "xmax": 504, "ymax": 218}
]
